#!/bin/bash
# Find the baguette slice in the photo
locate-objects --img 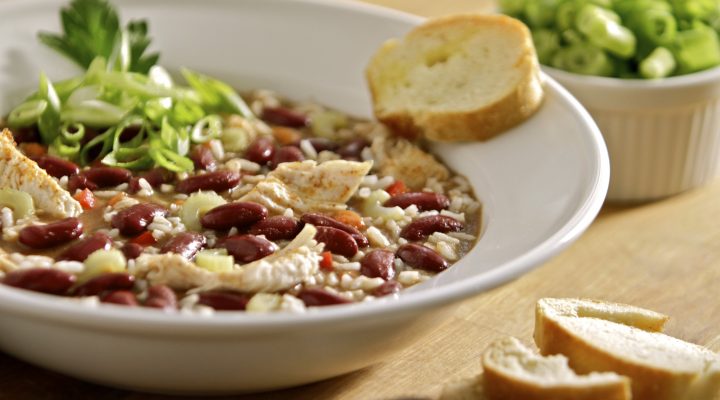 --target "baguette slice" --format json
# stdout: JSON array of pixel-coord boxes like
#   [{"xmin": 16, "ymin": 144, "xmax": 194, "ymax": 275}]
[
  {"xmin": 535, "ymin": 298, "xmax": 720, "ymax": 400},
  {"xmin": 482, "ymin": 337, "xmax": 631, "ymax": 400},
  {"xmin": 366, "ymin": 14, "xmax": 543, "ymax": 142}
]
